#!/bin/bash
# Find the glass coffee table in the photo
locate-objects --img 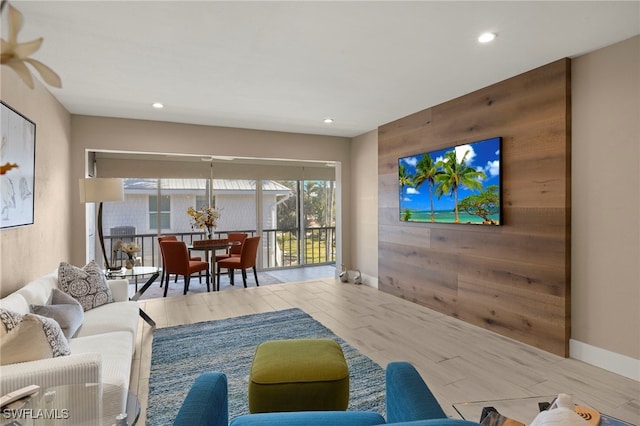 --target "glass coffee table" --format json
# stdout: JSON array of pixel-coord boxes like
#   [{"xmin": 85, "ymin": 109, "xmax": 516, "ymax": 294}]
[
  {"xmin": 453, "ymin": 395, "xmax": 633, "ymax": 425},
  {"xmin": 3, "ymin": 383, "xmax": 140, "ymax": 425}
]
